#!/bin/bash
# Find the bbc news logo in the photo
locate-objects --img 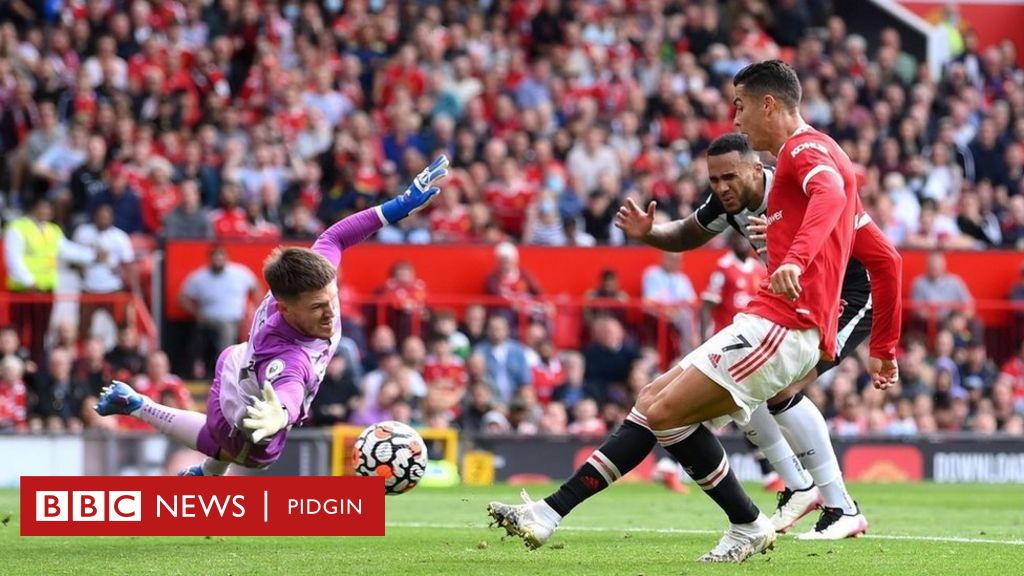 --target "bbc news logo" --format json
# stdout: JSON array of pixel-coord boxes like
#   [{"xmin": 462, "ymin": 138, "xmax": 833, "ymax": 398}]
[
  {"xmin": 21, "ymin": 476, "xmax": 384, "ymax": 536},
  {"xmin": 36, "ymin": 491, "xmax": 142, "ymax": 522}
]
